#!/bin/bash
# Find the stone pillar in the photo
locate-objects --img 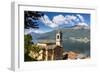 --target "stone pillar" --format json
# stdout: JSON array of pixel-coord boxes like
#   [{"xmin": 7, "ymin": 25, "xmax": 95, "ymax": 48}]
[
  {"xmin": 40, "ymin": 50, "xmax": 43, "ymax": 61},
  {"xmin": 51, "ymin": 49, "xmax": 54, "ymax": 60},
  {"xmin": 45, "ymin": 47, "xmax": 48, "ymax": 61}
]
